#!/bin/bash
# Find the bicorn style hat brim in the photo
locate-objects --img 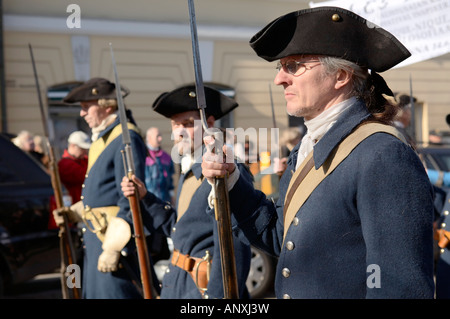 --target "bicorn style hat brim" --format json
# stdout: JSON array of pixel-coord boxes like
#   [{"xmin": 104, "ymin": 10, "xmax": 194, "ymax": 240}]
[
  {"xmin": 250, "ymin": 6, "xmax": 411, "ymax": 72},
  {"xmin": 152, "ymin": 85, "xmax": 238, "ymax": 120},
  {"xmin": 63, "ymin": 77, "xmax": 130, "ymax": 103}
]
